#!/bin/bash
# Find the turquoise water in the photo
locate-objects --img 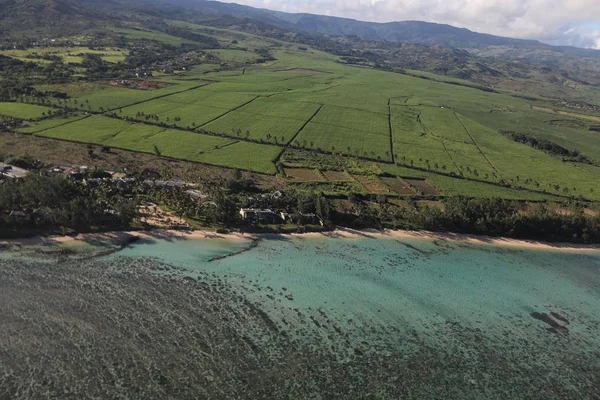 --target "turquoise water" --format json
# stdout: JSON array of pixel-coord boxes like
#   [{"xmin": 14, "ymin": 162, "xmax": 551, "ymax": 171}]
[
  {"xmin": 116, "ymin": 235, "xmax": 600, "ymax": 349},
  {"xmin": 5, "ymin": 234, "xmax": 600, "ymax": 396}
]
